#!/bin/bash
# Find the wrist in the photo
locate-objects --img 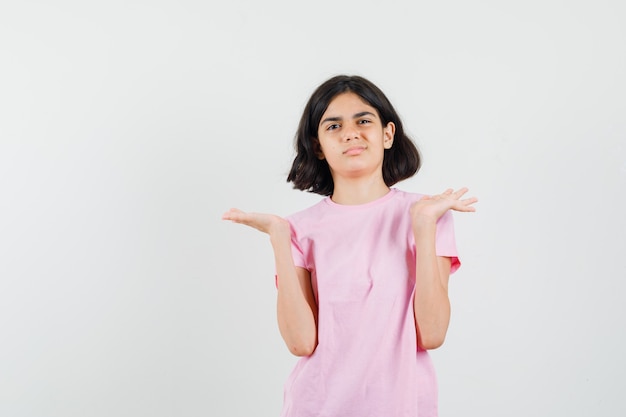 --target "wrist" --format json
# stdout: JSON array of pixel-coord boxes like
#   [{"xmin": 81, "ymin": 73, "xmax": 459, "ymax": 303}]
[
  {"xmin": 269, "ymin": 219, "xmax": 291, "ymax": 243},
  {"xmin": 411, "ymin": 214, "xmax": 437, "ymax": 232}
]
